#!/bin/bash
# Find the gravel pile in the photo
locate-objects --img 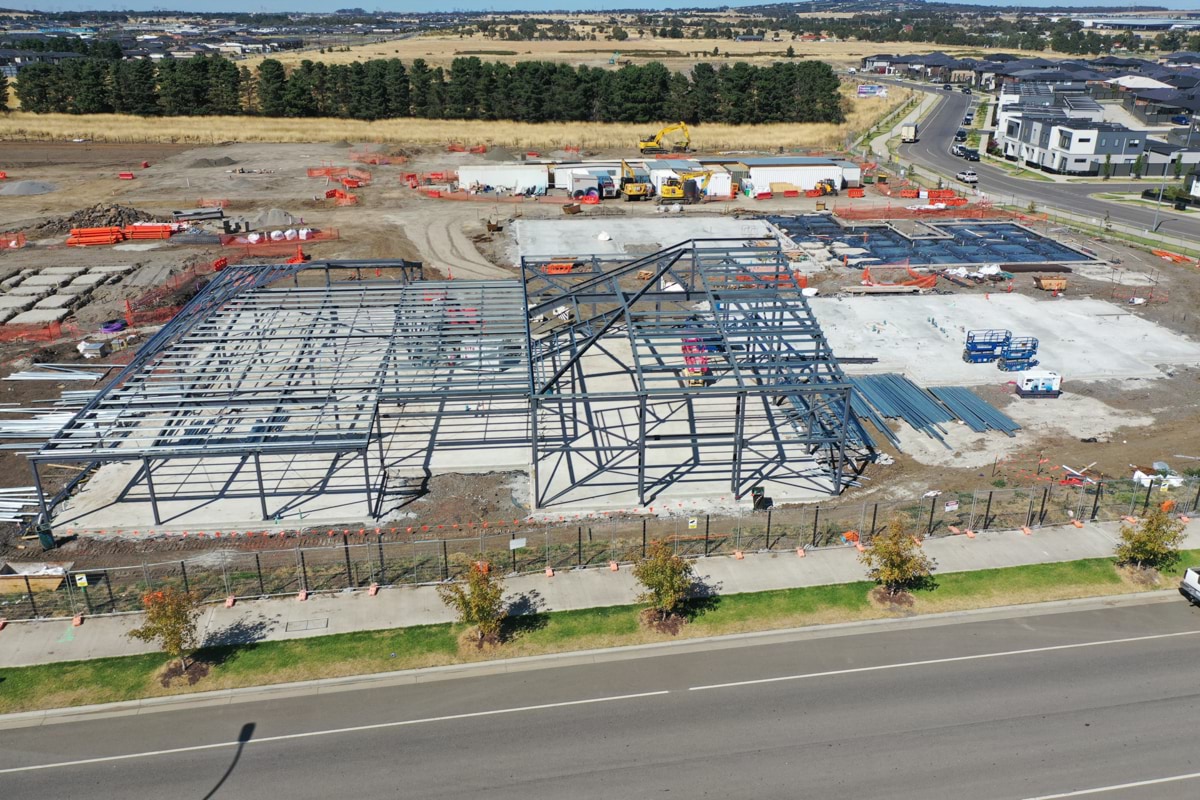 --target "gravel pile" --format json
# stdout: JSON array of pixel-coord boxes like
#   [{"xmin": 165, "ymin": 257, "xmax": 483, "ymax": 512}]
[
  {"xmin": 32, "ymin": 204, "xmax": 169, "ymax": 235},
  {"xmin": 0, "ymin": 180, "xmax": 57, "ymax": 196}
]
